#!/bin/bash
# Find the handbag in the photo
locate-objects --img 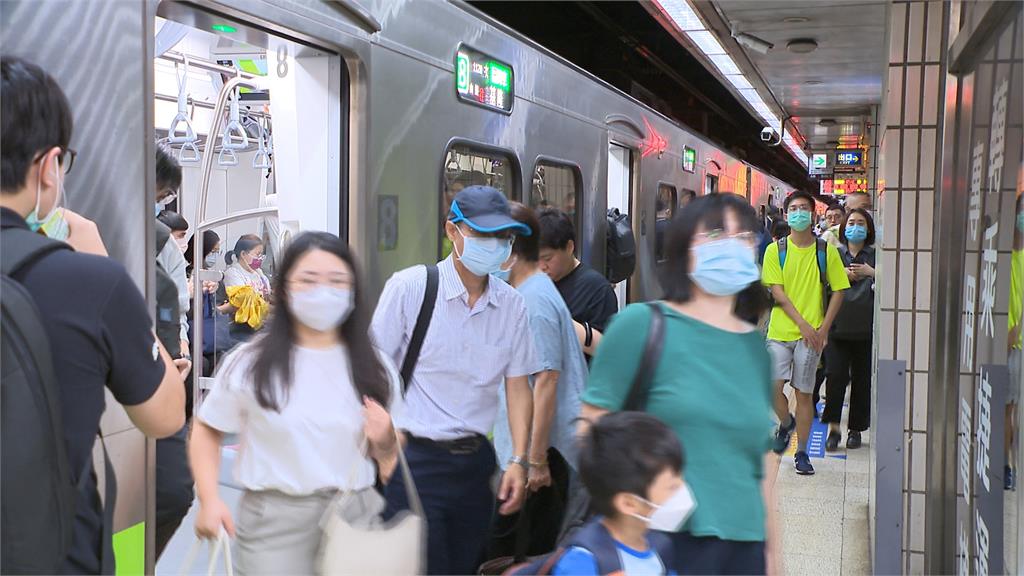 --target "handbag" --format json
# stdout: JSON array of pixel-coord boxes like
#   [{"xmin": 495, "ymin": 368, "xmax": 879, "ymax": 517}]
[
  {"xmin": 317, "ymin": 429, "xmax": 425, "ymax": 575},
  {"xmin": 179, "ymin": 530, "xmax": 233, "ymax": 576}
]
